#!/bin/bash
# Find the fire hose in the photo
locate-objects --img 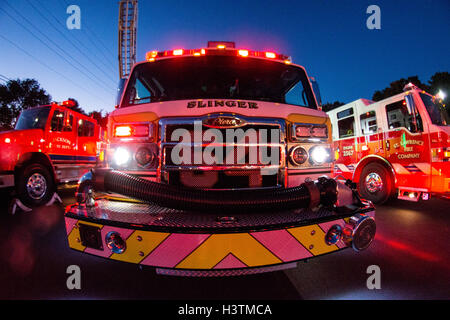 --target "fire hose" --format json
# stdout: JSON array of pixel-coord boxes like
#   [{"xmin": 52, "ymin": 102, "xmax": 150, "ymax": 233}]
[{"xmin": 77, "ymin": 169, "xmax": 360, "ymax": 213}]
